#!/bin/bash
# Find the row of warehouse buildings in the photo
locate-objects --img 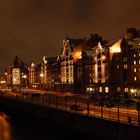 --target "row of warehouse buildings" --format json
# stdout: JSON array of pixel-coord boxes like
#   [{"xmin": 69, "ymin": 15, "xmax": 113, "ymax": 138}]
[{"xmin": 1, "ymin": 28, "xmax": 140, "ymax": 97}]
